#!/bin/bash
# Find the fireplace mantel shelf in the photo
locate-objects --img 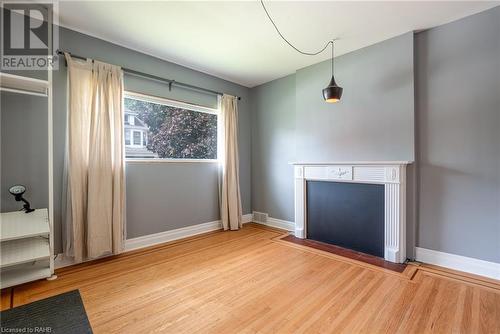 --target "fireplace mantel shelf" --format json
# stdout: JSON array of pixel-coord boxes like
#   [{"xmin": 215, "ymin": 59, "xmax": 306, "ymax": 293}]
[{"xmin": 290, "ymin": 161, "xmax": 413, "ymax": 166}]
